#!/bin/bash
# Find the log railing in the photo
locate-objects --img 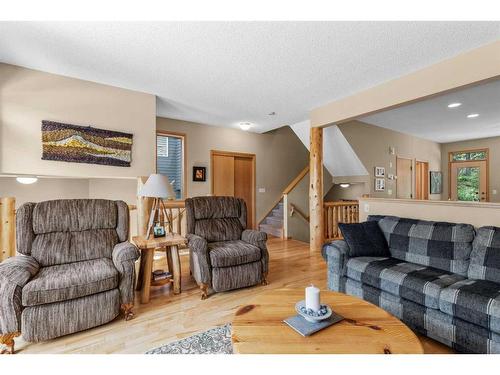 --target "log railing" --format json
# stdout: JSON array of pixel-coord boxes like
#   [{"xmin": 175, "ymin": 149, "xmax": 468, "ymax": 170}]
[{"xmin": 324, "ymin": 201, "xmax": 359, "ymax": 241}]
